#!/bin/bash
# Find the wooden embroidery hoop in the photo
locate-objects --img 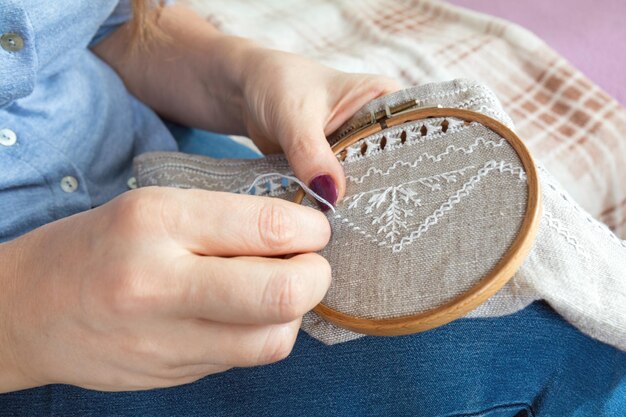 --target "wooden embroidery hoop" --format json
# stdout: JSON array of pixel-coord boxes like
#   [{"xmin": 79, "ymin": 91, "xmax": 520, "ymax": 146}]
[{"xmin": 293, "ymin": 107, "xmax": 542, "ymax": 336}]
